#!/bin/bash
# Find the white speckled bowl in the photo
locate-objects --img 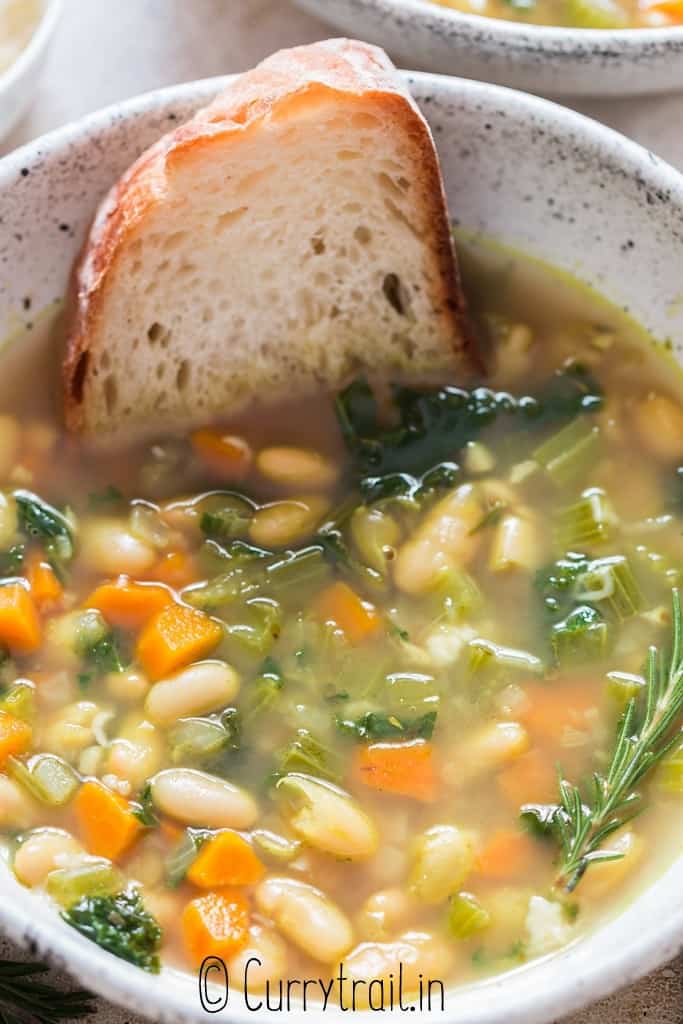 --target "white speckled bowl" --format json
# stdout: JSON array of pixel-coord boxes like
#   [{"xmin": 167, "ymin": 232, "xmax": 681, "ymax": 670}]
[
  {"xmin": 292, "ymin": 0, "xmax": 683, "ymax": 96},
  {"xmin": 0, "ymin": 0, "xmax": 62, "ymax": 141},
  {"xmin": 0, "ymin": 73, "xmax": 682, "ymax": 1023}
]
